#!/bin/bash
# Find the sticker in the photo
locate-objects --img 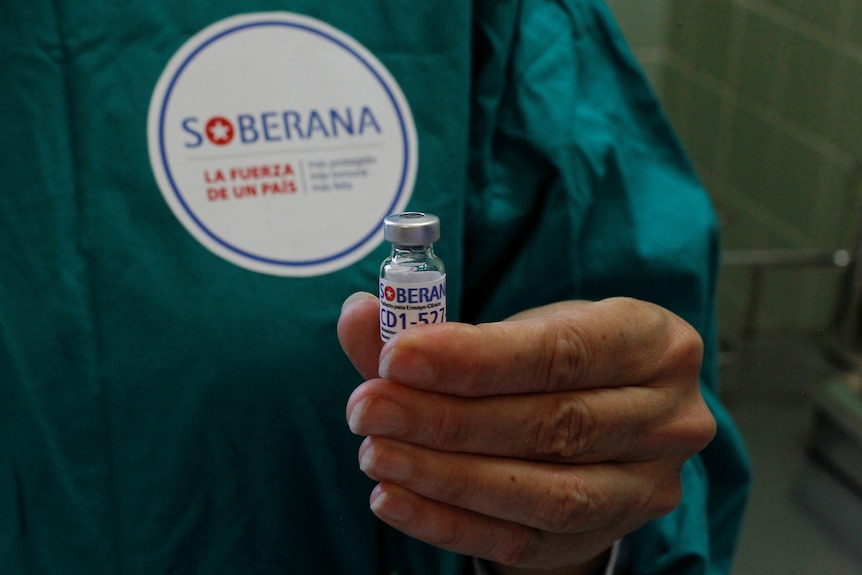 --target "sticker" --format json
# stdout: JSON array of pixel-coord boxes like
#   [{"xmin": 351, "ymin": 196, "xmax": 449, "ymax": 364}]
[
  {"xmin": 379, "ymin": 275, "xmax": 446, "ymax": 341},
  {"xmin": 147, "ymin": 13, "xmax": 417, "ymax": 276}
]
